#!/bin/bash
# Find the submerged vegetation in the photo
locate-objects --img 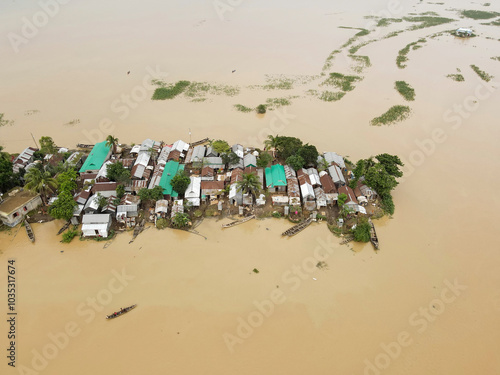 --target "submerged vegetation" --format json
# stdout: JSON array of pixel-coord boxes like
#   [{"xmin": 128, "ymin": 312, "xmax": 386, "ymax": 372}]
[
  {"xmin": 395, "ymin": 81, "xmax": 416, "ymax": 101},
  {"xmin": 371, "ymin": 105, "xmax": 411, "ymax": 126},
  {"xmin": 265, "ymin": 97, "xmax": 295, "ymax": 110},
  {"xmin": 470, "ymin": 65, "xmax": 494, "ymax": 82},
  {"xmin": 447, "ymin": 73, "xmax": 465, "ymax": 82},
  {"xmin": 403, "ymin": 16, "xmax": 455, "ymax": 30},
  {"xmin": 152, "ymin": 80, "xmax": 190, "ymax": 100},
  {"xmin": 234, "ymin": 104, "xmax": 254, "ymax": 113},
  {"xmin": 491, "ymin": 56, "xmax": 500, "ymax": 61},
  {"xmin": 460, "ymin": 10, "xmax": 499, "ymax": 19},
  {"xmin": 0, "ymin": 113, "xmax": 14, "ymax": 127},
  {"xmin": 397, "ymin": 39, "xmax": 426, "ymax": 69},
  {"xmin": 152, "ymin": 80, "xmax": 239, "ymax": 100},
  {"xmin": 319, "ymin": 91, "xmax": 345, "ymax": 102},
  {"xmin": 321, "ymin": 72, "xmax": 362, "ymax": 91}
]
